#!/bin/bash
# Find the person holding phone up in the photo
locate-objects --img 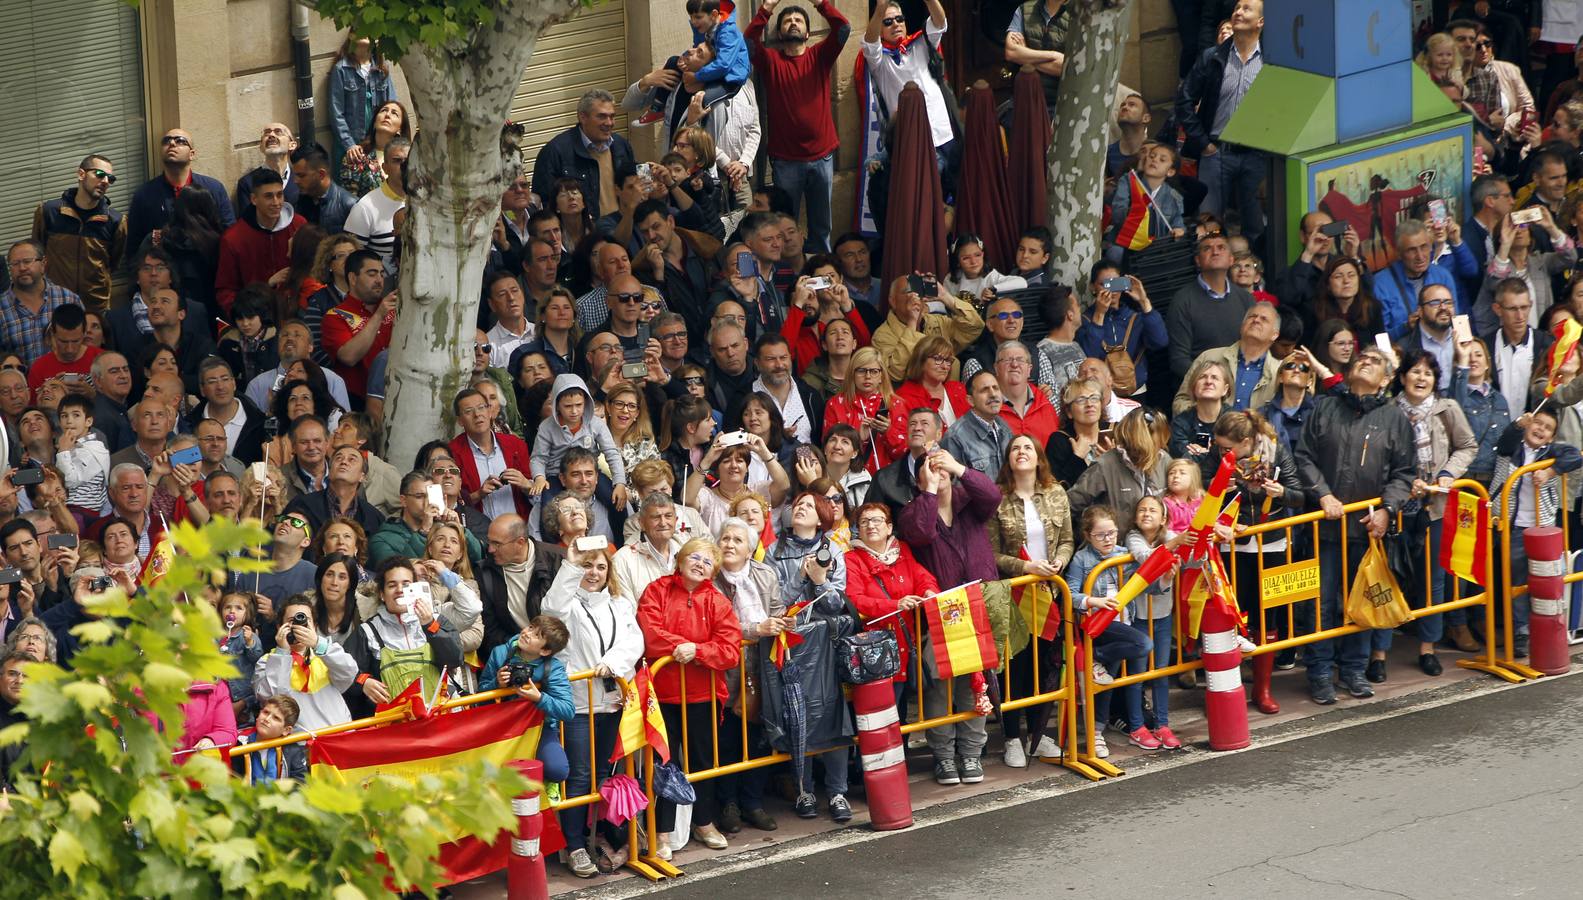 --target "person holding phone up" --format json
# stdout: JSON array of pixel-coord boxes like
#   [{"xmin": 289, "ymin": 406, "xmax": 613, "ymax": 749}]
[{"xmin": 341, "ymin": 556, "xmax": 465, "ymax": 718}]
